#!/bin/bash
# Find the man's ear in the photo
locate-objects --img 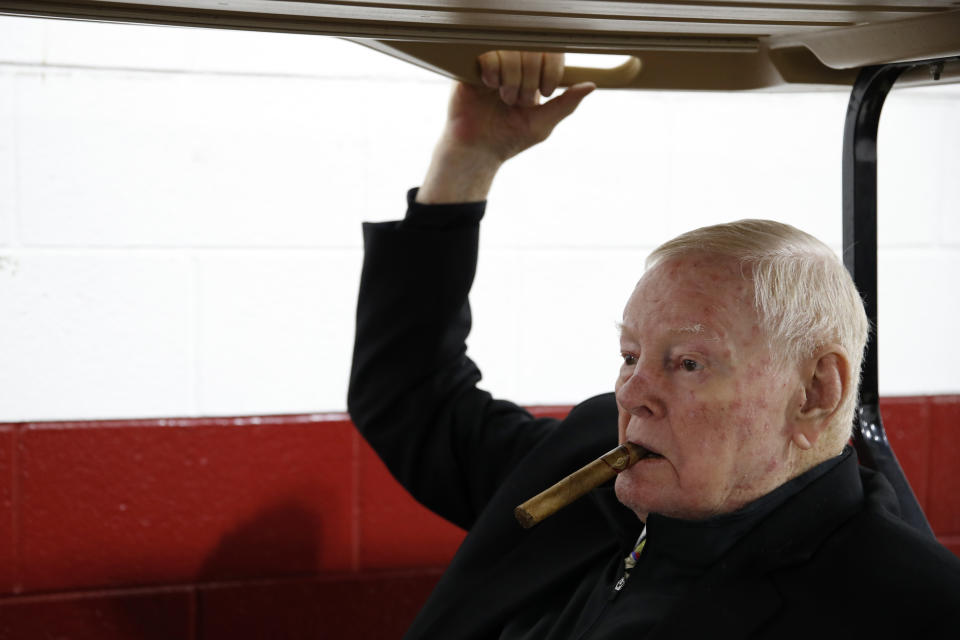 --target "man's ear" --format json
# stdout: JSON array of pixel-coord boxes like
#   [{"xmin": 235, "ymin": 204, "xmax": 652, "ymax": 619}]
[{"xmin": 791, "ymin": 347, "xmax": 849, "ymax": 450}]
